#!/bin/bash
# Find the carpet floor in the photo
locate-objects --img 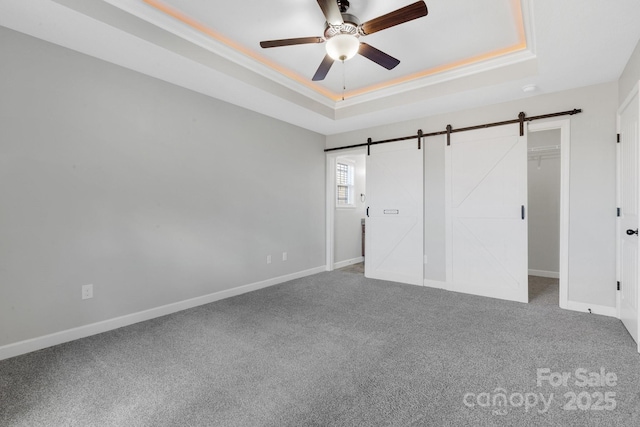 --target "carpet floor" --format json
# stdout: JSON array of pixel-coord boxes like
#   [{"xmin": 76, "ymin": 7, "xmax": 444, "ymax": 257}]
[
  {"xmin": 337, "ymin": 262, "xmax": 365, "ymax": 275},
  {"xmin": 528, "ymin": 275, "xmax": 560, "ymax": 306},
  {"xmin": 1, "ymin": 271, "xmax": 639, "ymax": 426},
  {"xmin": 339, "ymin": 265, "xmax": 561, "ymax": 307}
]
